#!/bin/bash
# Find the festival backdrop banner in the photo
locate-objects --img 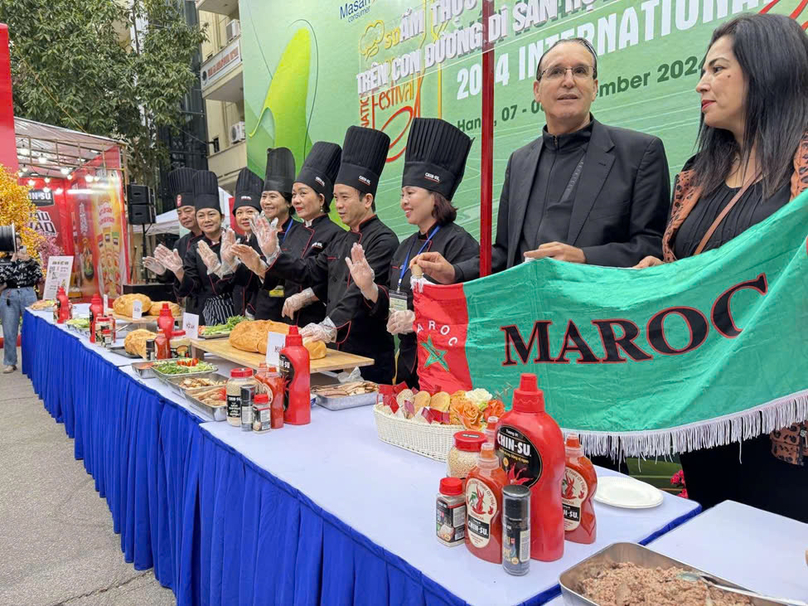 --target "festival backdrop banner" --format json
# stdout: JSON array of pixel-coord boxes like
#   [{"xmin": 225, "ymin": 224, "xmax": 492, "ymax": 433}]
[
  {"xmin": 413, "ymin": 190, "xmax": 808, "ymax": 457},
  {"xmin": 241, "ymin": 0, "xmax": 806, "ymax": 240}
]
